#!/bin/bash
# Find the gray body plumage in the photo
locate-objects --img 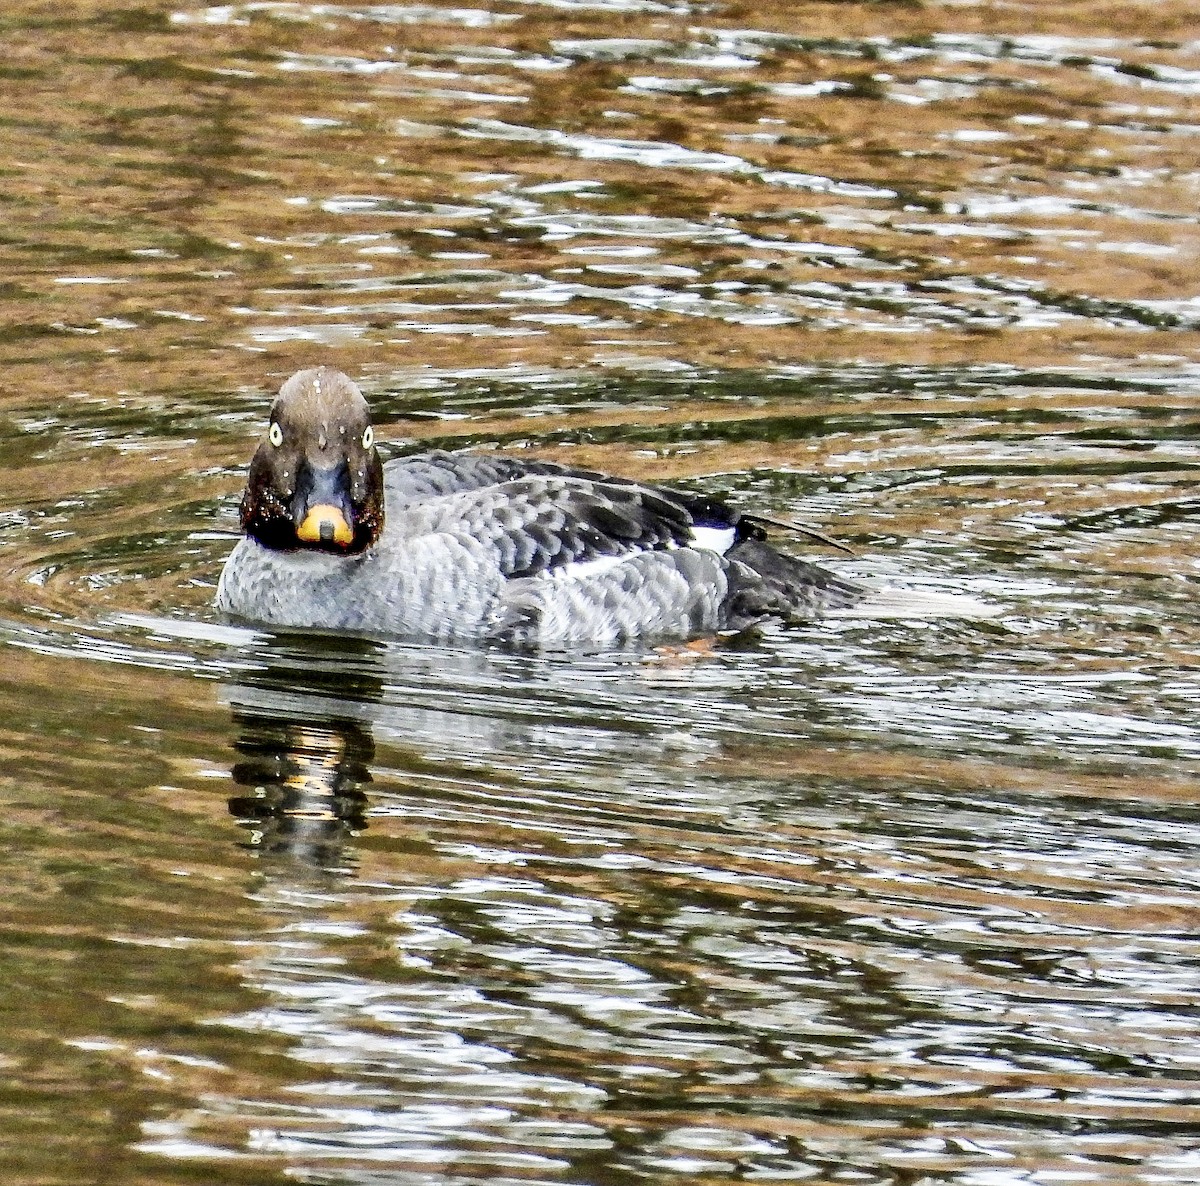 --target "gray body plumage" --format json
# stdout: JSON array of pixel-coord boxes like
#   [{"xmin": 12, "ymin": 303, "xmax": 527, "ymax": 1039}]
[{"xmin": 217, "ymin": 449, "xmax": 859, "ymax": 646}]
